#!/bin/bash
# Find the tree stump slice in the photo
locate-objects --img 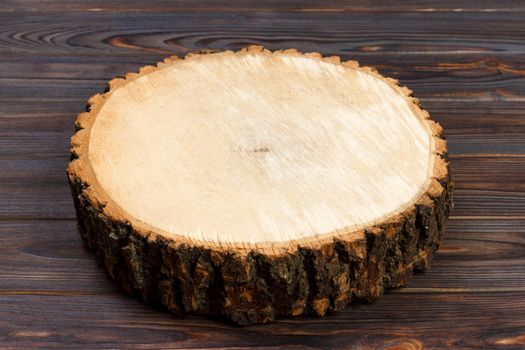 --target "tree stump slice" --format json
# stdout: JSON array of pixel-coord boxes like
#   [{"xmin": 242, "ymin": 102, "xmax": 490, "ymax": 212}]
[{"xmin": 67, "ymin": 46, "xmax": 453, "ymax": 325}]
